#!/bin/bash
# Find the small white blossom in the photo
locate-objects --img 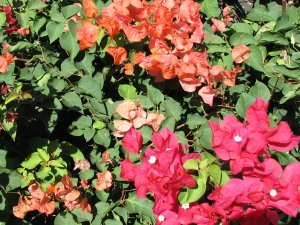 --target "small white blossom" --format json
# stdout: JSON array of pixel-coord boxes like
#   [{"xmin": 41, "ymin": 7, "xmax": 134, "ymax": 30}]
[
  {"xmin": 234, "ymin": 135, "xmax": 242, "ymax": 142},
  {"xmin": 269, "ymin": 189, "xmax": 277, "ymax": 197},
  {"xmin": 182, "ymin": 203, "xmax": 190, "ymax": 210},
  {"xmin": 148, "ymin": 156, "xmax": 157, "ymax": 164},
  {"xmin": 158, "ymin": 215, "xmax": 165, "ymax": 222}
]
